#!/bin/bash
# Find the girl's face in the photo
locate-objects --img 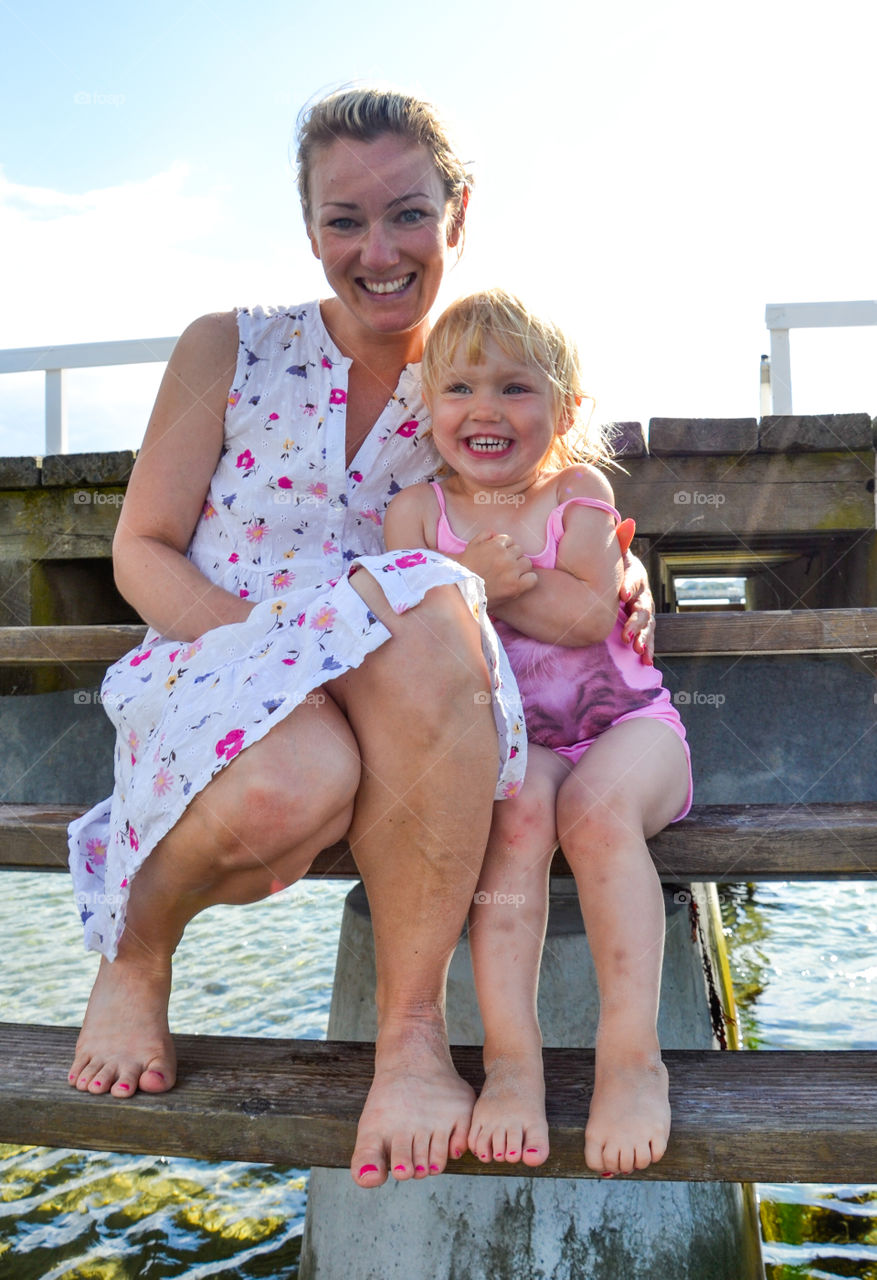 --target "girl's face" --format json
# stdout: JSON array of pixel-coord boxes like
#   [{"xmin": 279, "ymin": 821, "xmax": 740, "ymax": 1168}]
[
  {"xmin": 428, "ymin": 337, "xmax": 563, "ymax": 493},
  {"xmin": 307, "ymin": 133, "xmax": 461, "ymax": 350}
]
